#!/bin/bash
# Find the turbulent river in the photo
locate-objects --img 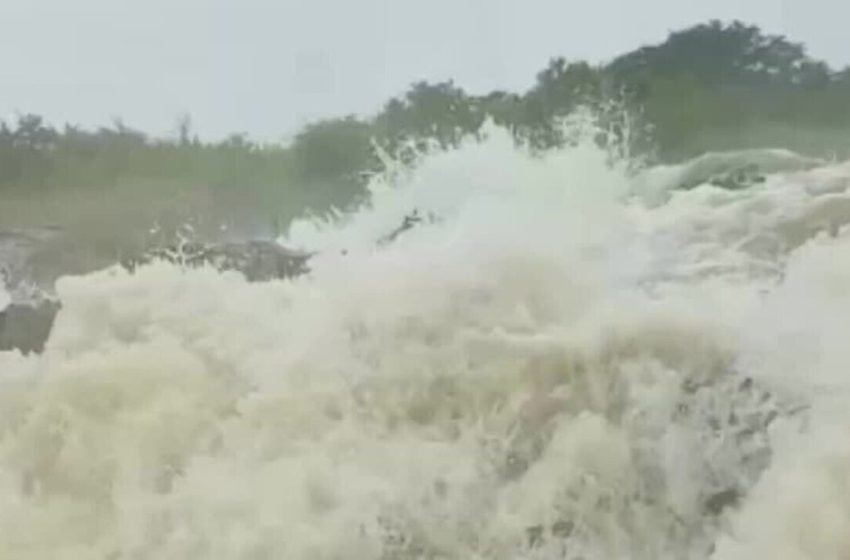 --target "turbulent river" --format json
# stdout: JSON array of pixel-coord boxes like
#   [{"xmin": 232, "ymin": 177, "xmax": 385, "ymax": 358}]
[{"xmin": 1, "ymin": 122, "xmax": 849, "ymax": 559}]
